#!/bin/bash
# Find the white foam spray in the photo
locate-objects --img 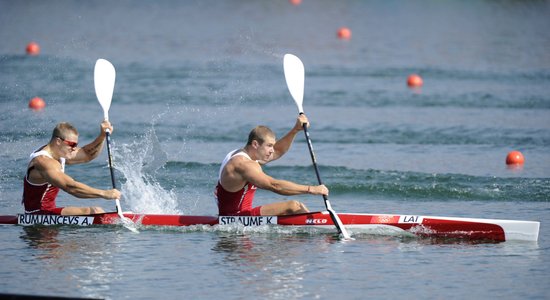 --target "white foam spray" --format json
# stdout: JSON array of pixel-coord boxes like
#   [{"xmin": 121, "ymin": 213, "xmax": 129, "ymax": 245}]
[{"xmin": 113, "ymin": 127, "xmax": 182, "ymax": 214}]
